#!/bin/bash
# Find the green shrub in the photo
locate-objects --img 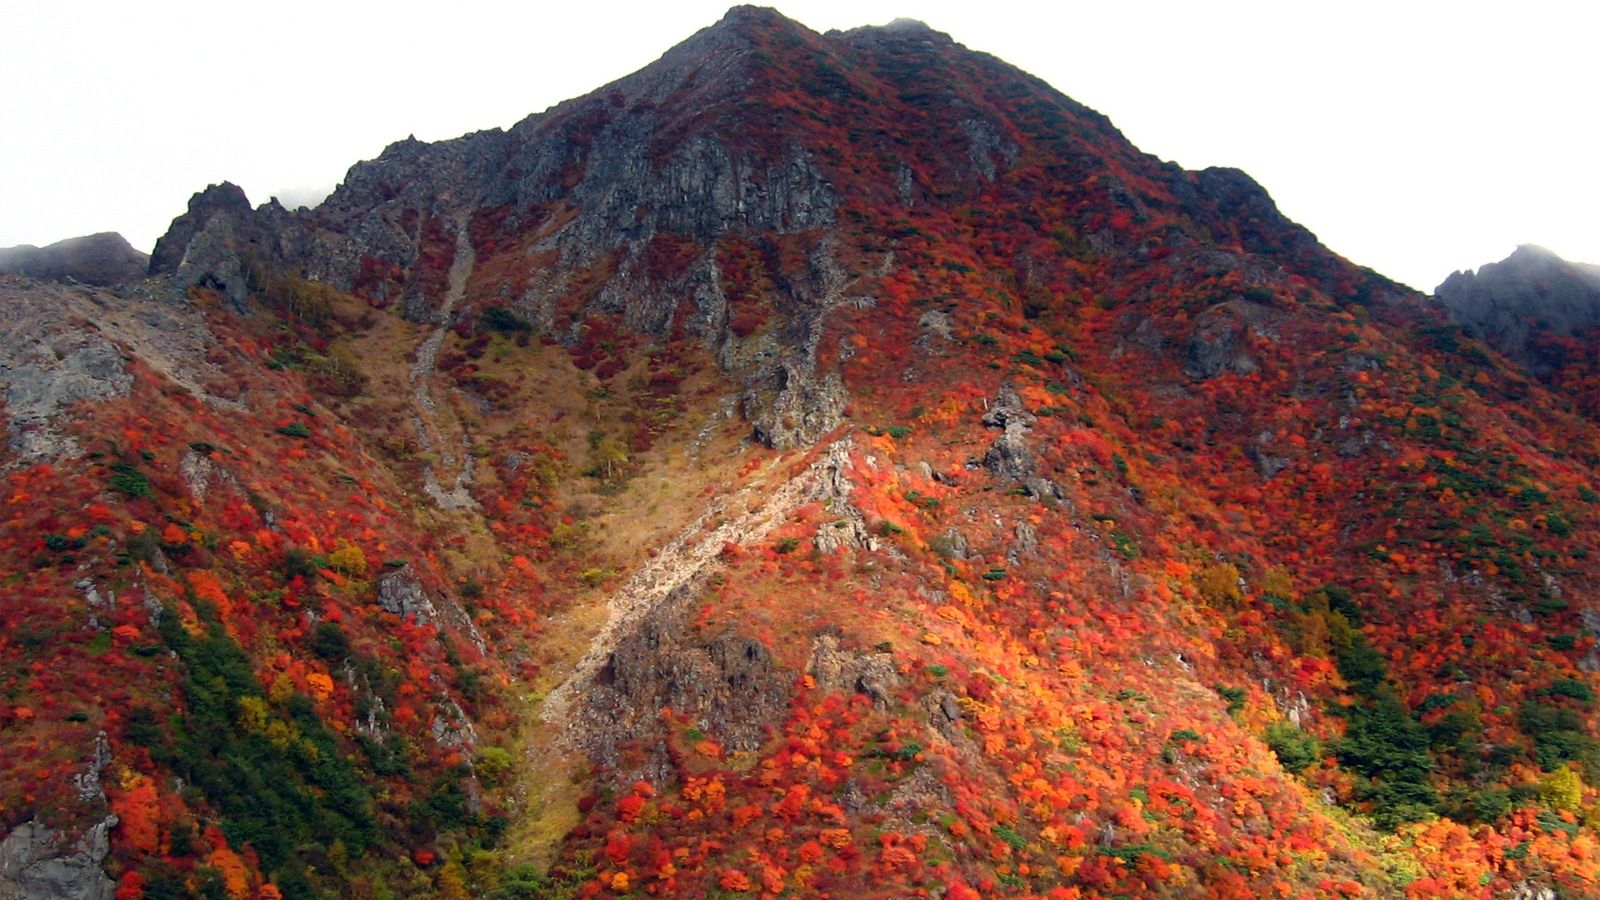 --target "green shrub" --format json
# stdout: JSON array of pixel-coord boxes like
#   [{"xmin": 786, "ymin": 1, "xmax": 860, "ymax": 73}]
[
  {"xmin": 108, "ymin": 463, "xmax": 152, "ymax": 498},
  {"xmin": 1465, "ymin": 787, "xmax": 1512, "ymax": 823},
  {"xmin": 282, "ymin": 547, "xmax": 324, "ymax": 579},
  {"xmin": 480, "ymin": 306, "xmax": 533, "ymax": 334},
  {"xmin": 1518, "ymin": 701, "xmax": 1600, "ymax": 771},
  {"xmin": 993, "ymin": 823, "xmax": 1028, "ymax": 850},
  {"xmin": 476, "ymin": 746, "xmax": 514, "ymax": 783},
  {"xmin": 1264, "ymin": 721, "xmax": 1322, "ymax": 773},
  {"xmin": 149, "ymin": 617, "xmax": 377, "ymax": 887},
  {"xmin": 578, "ymin": 567, "xmax": 614, "ymax": 587},
  {"xmin": 327, "ymin": 541, "xmax": 367, "ymax": 577},
  {"xmin": 310, "ymin": 622, "xmax": 350, "ymax": 662},
  {"xmin": 488, "ymin": 863, "xmax": 552, "ymax": 899},
  {"xmin": 1216, "ymin": 685, "xmax": 1247, "ymax": 715},
  {"xmin": 1541, "ymin": 678, "xmax": 1594, "ymax": 704}
]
